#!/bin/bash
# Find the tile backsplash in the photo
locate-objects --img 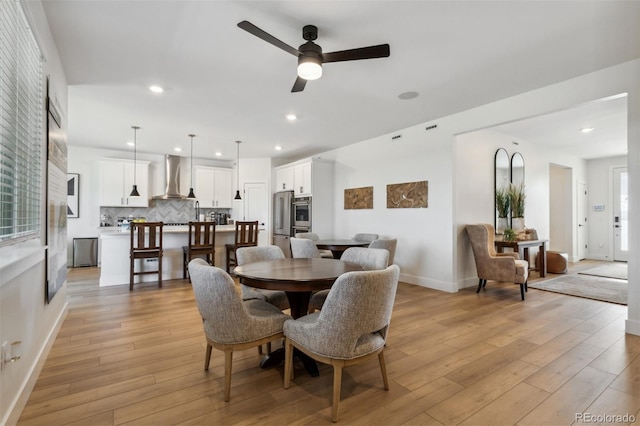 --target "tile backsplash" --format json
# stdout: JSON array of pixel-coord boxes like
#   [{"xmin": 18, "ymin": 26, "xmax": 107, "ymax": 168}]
[{"xmin": 100, "ymin": 199, "xmax": 228, "ymax": 225}]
